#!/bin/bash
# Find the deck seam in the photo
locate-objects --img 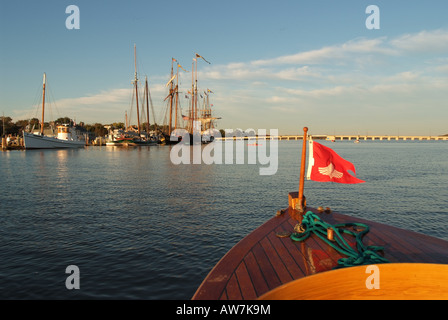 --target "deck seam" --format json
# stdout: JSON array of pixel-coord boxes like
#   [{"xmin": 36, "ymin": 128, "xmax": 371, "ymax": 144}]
[
  {"xmin": 266, "ymin": 230, "xmax": 298, "ymax": 280},
  {"xmin": 252, "ymin": 242, "xmax": 282, "ymax": 291},
  {"xmin": 270, "ymin": 227, "xmax": 307, "ymax": 278}
]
